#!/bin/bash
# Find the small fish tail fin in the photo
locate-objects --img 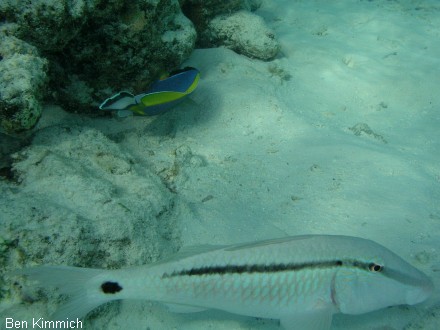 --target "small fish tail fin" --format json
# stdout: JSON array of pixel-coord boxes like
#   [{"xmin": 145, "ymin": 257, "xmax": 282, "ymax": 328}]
[{"xmin": 12, "ymin": 266, "xmax": 113, "ymax": 320}]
